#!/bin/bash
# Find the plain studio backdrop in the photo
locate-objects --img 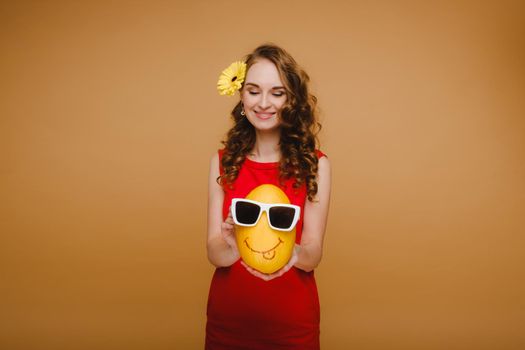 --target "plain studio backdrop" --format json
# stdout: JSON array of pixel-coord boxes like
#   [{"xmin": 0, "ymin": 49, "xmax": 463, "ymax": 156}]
[{"xmin": 1, "ymin": 1, "xmax": 524, "ymax": 349}]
